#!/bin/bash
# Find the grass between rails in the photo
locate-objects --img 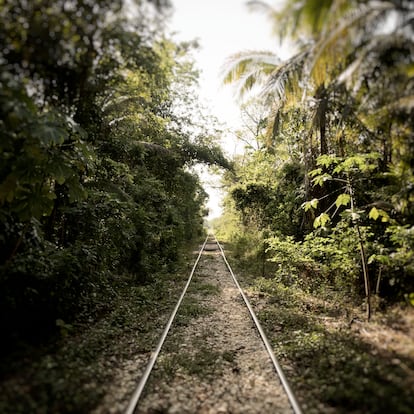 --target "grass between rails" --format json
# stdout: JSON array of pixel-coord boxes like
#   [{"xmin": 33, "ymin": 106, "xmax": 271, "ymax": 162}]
[
  {"xmin": 0, "ymin": 240, "xmax": 205, "ymax": 414},
  {"xmin": 221, "ymin": 242, "xmax": 414, "ymax": 414},
  {"xmin": 149, "ymin": 257, "xmax": 225, "ymax": 384},
  {"xmin": 157, "ymin": 338, "xmax": 225, "ymax": 381}
]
